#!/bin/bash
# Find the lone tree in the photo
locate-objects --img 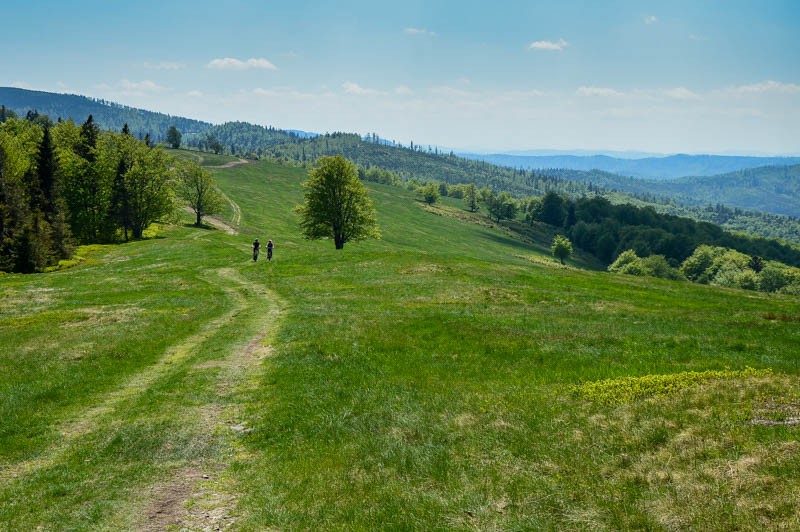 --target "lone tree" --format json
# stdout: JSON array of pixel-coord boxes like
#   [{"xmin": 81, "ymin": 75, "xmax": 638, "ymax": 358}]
[
  {"xmin": 551, "ymin": 234, "xmax": 573, "ymax": 265},
  {"xmin": 419, "ymin": 183, "xmax": 440, "ymax": 205},
  {"xmin": 296, "ymin": 155, "xmax": 379, "ymax": 249},
  {"xmin": 176, "ymin": 161, "xmax": 224, "ymax": 226},
  {"xmin": 166, "ymin": 126, "xmax": 182, "ymax": 149}
]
